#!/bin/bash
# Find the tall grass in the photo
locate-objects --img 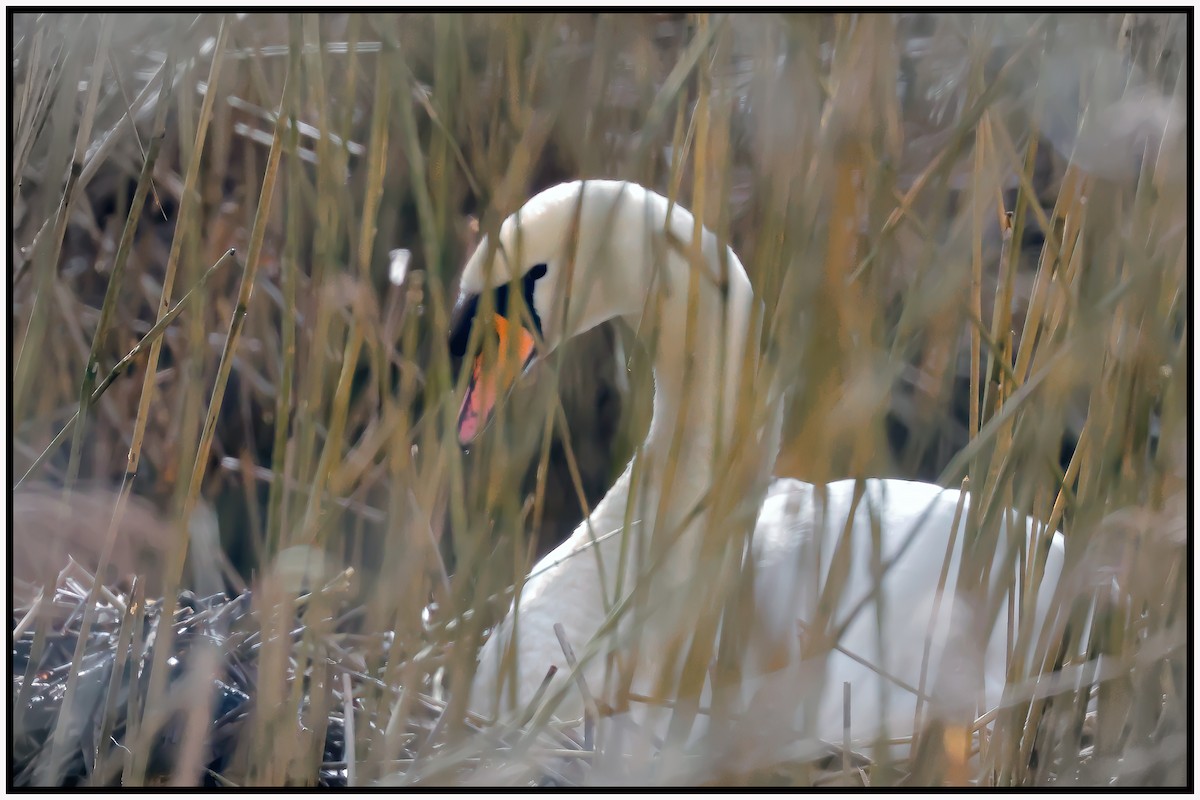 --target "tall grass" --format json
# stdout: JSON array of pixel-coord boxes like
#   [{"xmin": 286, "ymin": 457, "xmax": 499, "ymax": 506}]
[{"xmin": 10, "ymin": 12, "xmax": 1188, "ymax": 786}]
